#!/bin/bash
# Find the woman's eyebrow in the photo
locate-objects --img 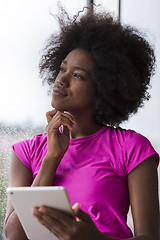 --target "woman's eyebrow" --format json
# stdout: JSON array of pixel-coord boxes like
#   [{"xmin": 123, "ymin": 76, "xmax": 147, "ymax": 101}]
[
  {"xmin": 62, "ymin": 60, "xmax": 67, "ymax": 64},
  {"xmin": 74, "ymin": 66, "xmax": 91, "ymax": 77},
  {"xmin": 61, "ymin": 60, "xmax": 91, "ymax": 76}
]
